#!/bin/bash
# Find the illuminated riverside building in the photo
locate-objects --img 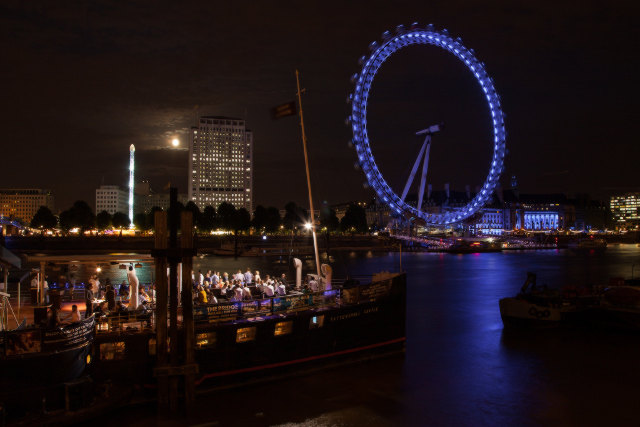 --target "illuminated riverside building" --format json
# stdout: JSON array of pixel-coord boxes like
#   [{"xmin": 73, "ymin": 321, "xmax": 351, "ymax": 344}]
[
  {"xmin": 0, "ymin": 189, "xmax": 54, "ymax": 223},
  {"xmin": 610, "ymin": 193, "xmax": 640, "ymax": 224},
  {"xmin": 189, "ymin": 116, "xmax": 253, "ymax": 212},
  {"xmin": 95, "ymin": 185, "xmax": 128, "ymax": 215}
]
